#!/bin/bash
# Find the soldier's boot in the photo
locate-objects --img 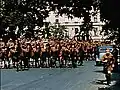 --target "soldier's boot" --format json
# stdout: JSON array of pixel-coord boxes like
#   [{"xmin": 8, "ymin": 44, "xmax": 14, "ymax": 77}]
[
  {"xmin": 106, "ymin": 73, "xmax": 111, "ymax": 85},
  {"xmin": 16, "ymin": 62, "xmax": 19, "ymax": 72}
]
